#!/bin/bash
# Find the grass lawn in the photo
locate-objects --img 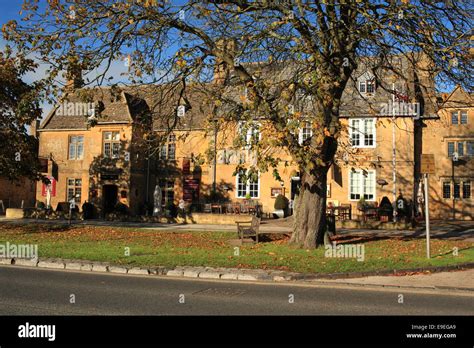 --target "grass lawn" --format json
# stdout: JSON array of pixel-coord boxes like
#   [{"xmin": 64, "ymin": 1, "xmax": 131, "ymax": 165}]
[{"xmin": 0, "ymin": 222, "xmax": 472, "ymax": 274}]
